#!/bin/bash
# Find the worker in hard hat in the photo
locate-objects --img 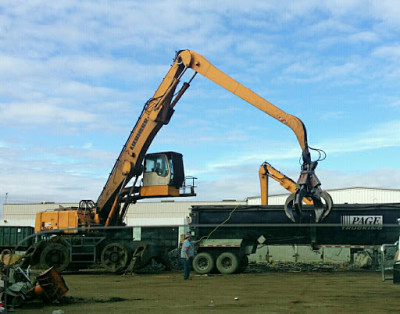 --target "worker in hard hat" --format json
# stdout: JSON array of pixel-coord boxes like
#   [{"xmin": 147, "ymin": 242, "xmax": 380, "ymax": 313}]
[{"xmin": 181, "ymin": 232, "xmax": 195, "ymax": 280}]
